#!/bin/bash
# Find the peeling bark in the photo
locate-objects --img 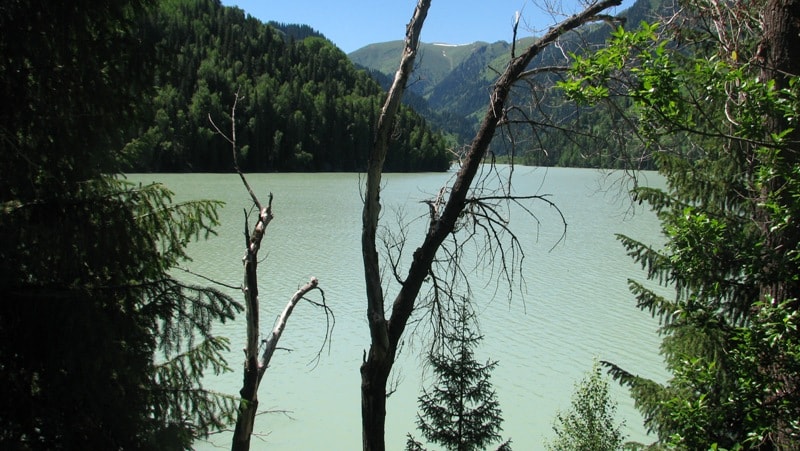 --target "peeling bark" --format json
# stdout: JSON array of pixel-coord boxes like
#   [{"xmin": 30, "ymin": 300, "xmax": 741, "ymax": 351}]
[
  {"xmin": 231, "ymin": 191, "xmax": 274, "ymax": 451},
  {"xmin": 360, "ymin": 2, "xmax": 431, "ymax": 450}
]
